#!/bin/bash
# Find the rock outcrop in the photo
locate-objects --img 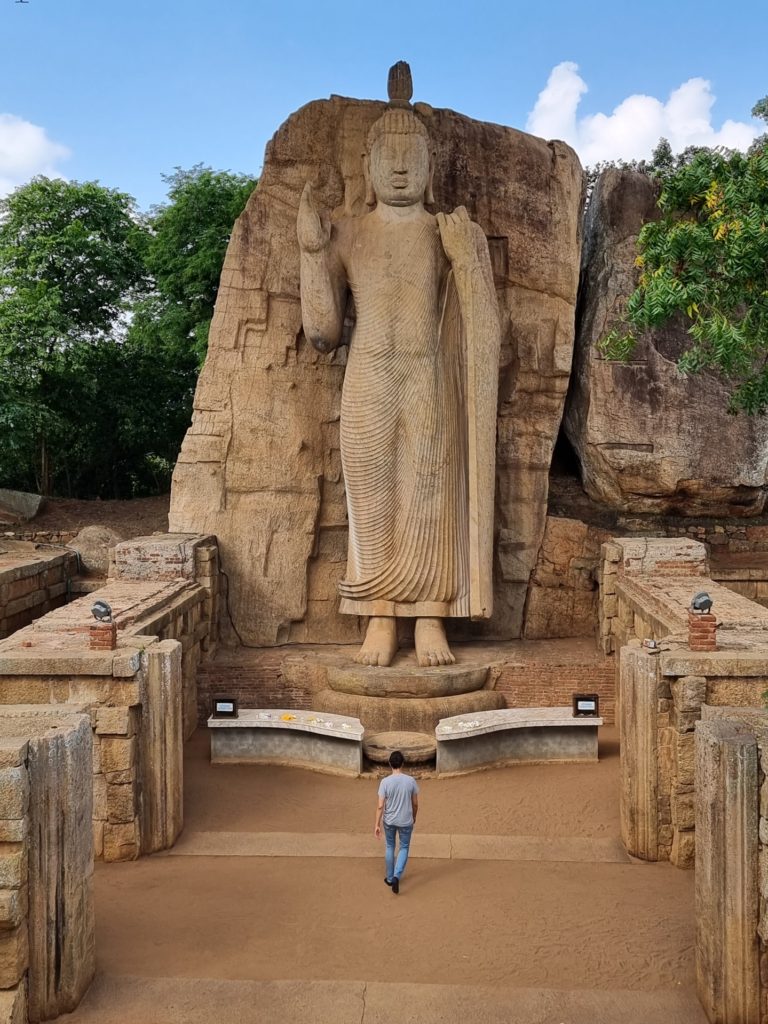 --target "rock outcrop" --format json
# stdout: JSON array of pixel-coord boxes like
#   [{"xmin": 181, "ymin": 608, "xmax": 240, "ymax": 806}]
[
  {"xmin": 565, "ymin": 167, "xmax": 768, "ymax": 516},
  {"xmin": 169, "ymin": 92, "xmax": 583, "ymax": 645}
]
